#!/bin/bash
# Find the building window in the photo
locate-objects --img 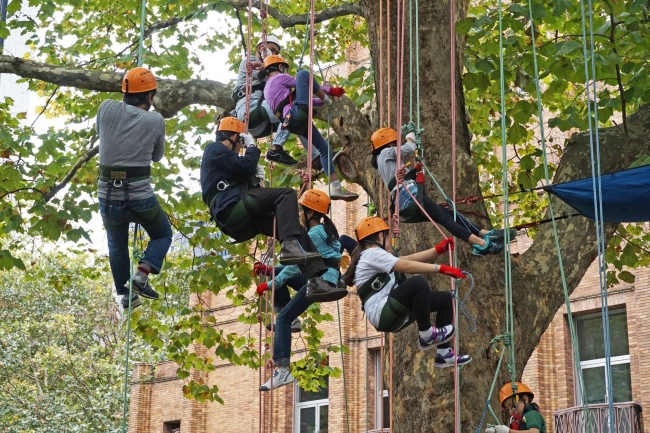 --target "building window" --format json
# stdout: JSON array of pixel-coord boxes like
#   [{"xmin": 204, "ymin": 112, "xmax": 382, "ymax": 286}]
[
  {"xmin": 575, "ymin": 309, "xmax": 632, "ymax": 404},
  {"xmin": 376, "ymin": 353, "xmax": 390, "ymax": 429},
  {"xmin": 294, "ymin": 376, "xmax": 328, "ymax": 433},
  {"xmin": 163, "ymin": 420, "xmax": 181, "ymax": 433}
]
